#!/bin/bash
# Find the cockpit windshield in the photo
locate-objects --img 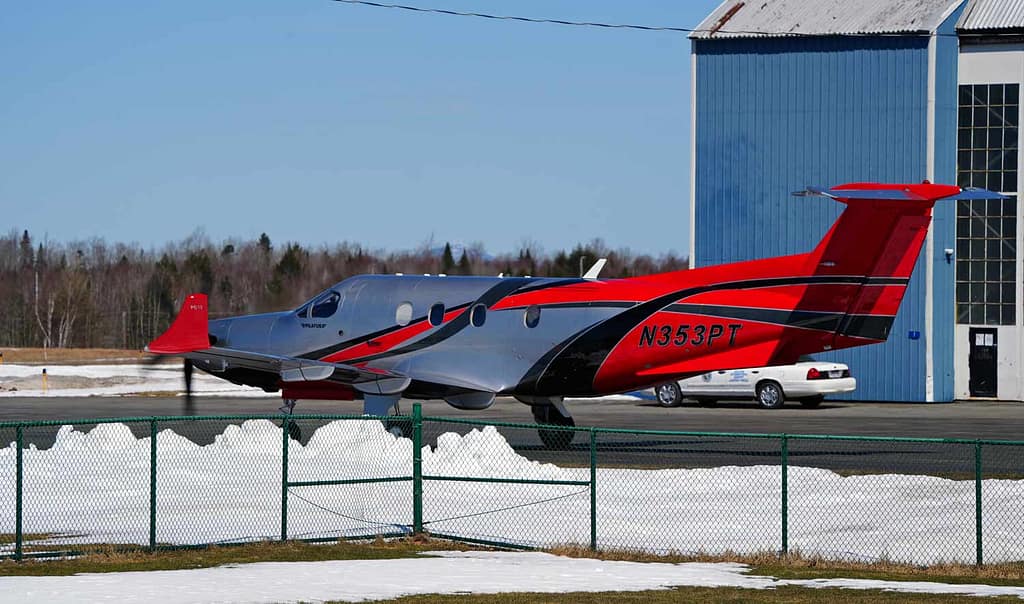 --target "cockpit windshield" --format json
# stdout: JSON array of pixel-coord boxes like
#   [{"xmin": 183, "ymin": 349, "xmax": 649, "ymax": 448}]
[
  {"xmin": 296, "ymin": 290, "xmax": 343, "ymax": 319},
  {"xmin": 310, "ymin": 290, "xmax": 343, "ymax": 318}
]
